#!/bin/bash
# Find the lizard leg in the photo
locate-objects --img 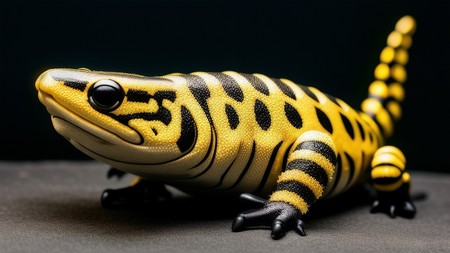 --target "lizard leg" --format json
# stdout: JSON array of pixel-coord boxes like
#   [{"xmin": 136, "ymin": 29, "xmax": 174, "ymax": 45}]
[
  {"xmin": 101, "ymin": 177, "xmax": 172, "ymax": 209},
  {"xmin": 106, "ymin": 167, "xmax": 126, "ymax": 179},
  {"xmin": 370, "ymin": 146, "xmax": 416, "ymax": 218},
  {"xmin": 232, "ymin": 130, "xmax": 337, "ymax": 239}
]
